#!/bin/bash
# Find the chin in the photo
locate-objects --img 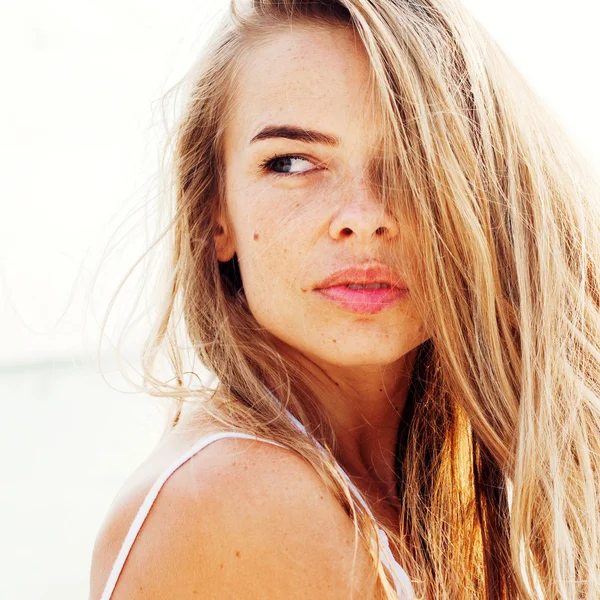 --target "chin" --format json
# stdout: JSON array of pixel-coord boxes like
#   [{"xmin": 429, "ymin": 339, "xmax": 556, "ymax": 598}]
[{"xmin": 312, "ymin": 344, "xmax": 408, "ymax": 368}]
